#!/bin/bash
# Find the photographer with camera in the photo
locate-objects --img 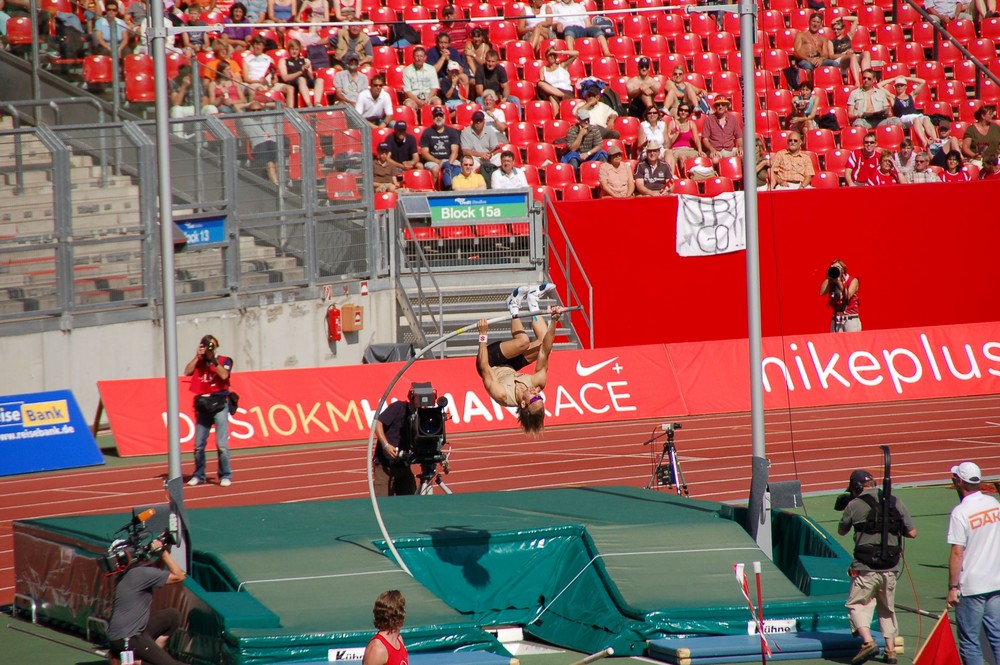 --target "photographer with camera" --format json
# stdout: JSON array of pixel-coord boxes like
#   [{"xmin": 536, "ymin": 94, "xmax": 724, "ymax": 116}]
[
  {"xmin": 107, "ymin": 538, "xmax": 187, "ymax": 665},
  {"xmin": 373, "ymin": 401, "xmax": 417, "ymax": 497},
  {"xmin": 820, "ymin": 259, "xmax": 860, "ymax": 333},
  {"xmin": 184, "ymin": 334, "xmax": 234, "ymax": 487},
  {"xmin": 836, "ymin": 470, "xmax": 917, "ymax": 665}
]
